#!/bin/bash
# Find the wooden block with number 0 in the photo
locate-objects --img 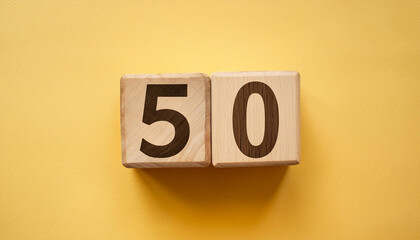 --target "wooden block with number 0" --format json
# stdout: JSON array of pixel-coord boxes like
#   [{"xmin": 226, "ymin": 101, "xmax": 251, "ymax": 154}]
[
  {"xmin": 211, "ymin": 71, "xmax": 300, "ymax": 167},
  {"xmin": 120, "ymin": 73, "xmax": 211, "ymax": 168}
]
